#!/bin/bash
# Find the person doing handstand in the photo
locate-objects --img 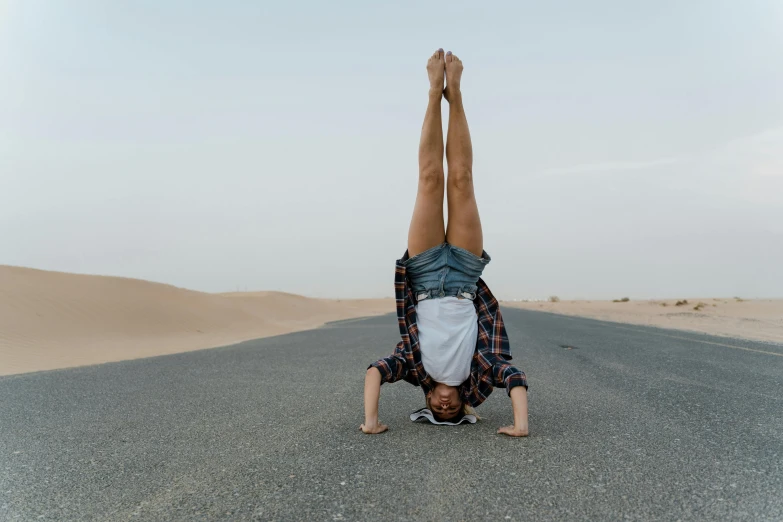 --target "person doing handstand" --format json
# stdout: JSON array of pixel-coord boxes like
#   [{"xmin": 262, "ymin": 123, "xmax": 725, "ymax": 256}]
[{"xmin": 361, "ymin": 49, "xmax": 529, "ymax": 437}]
